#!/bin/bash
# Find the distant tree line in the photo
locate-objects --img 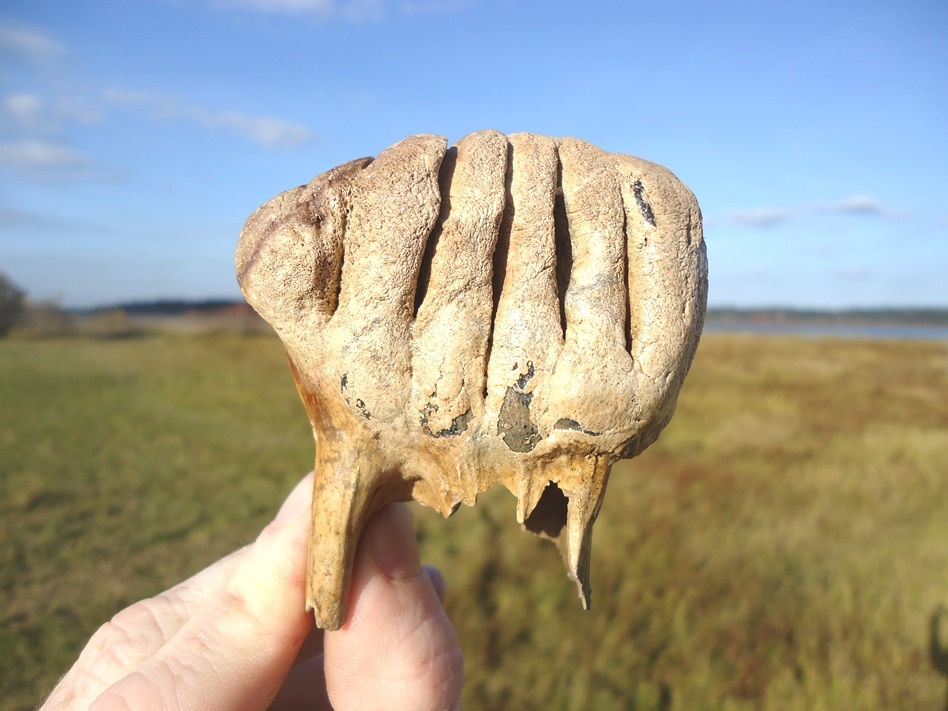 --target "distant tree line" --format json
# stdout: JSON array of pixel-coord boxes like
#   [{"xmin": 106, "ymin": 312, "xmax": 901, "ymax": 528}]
[
  {"xmin": 0, "ymin": 273, "xmax": 25, "ymax": 337},
  {"xmin": 87, "ymin": 299, "xmax": 241, "ymax": 317},
  {"xmin": 0, "ymin": 274, "xmax": 77, "ymax": 338}
]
